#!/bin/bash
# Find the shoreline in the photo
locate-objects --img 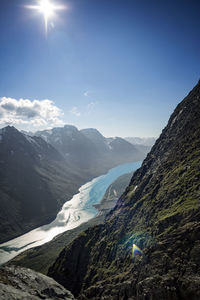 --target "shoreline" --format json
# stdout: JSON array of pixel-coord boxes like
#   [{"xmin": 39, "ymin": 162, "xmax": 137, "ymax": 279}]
[{"xmin": 0, "ymin": 160, "xmax": 141, "ymax": 266}]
